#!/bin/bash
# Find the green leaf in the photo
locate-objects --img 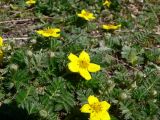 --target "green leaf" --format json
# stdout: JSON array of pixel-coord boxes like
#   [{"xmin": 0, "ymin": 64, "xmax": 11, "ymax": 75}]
[
  {"xmin": 16, "ymin": 87, "xmax": 32, "ymax": 104},
  {"xmin": 121, "ymin": 46, "xmax": 138, "ymax": 65}
]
